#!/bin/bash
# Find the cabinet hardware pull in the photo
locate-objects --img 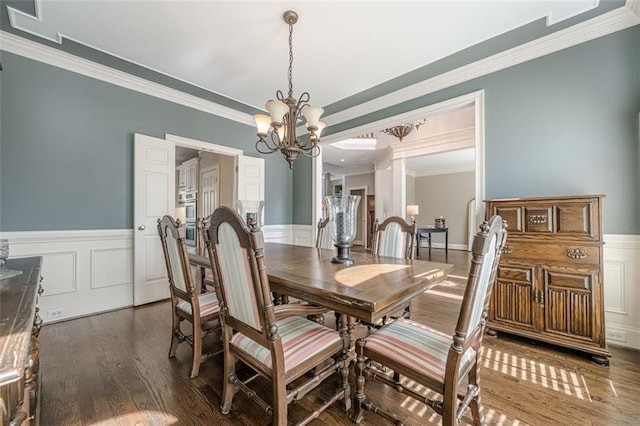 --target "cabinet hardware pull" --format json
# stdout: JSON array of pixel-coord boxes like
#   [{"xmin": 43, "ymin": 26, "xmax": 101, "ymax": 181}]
[
  {"xmin": 501, "ymin": 245, "xmax": 513, "ymax": 254},
  {"xmin": 528, "ymin": 215, "xmax": 548, "ymax": 224},
  {"xmin": 566, "ymin": 248, "xmax": 587, "ymax": 259}
]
